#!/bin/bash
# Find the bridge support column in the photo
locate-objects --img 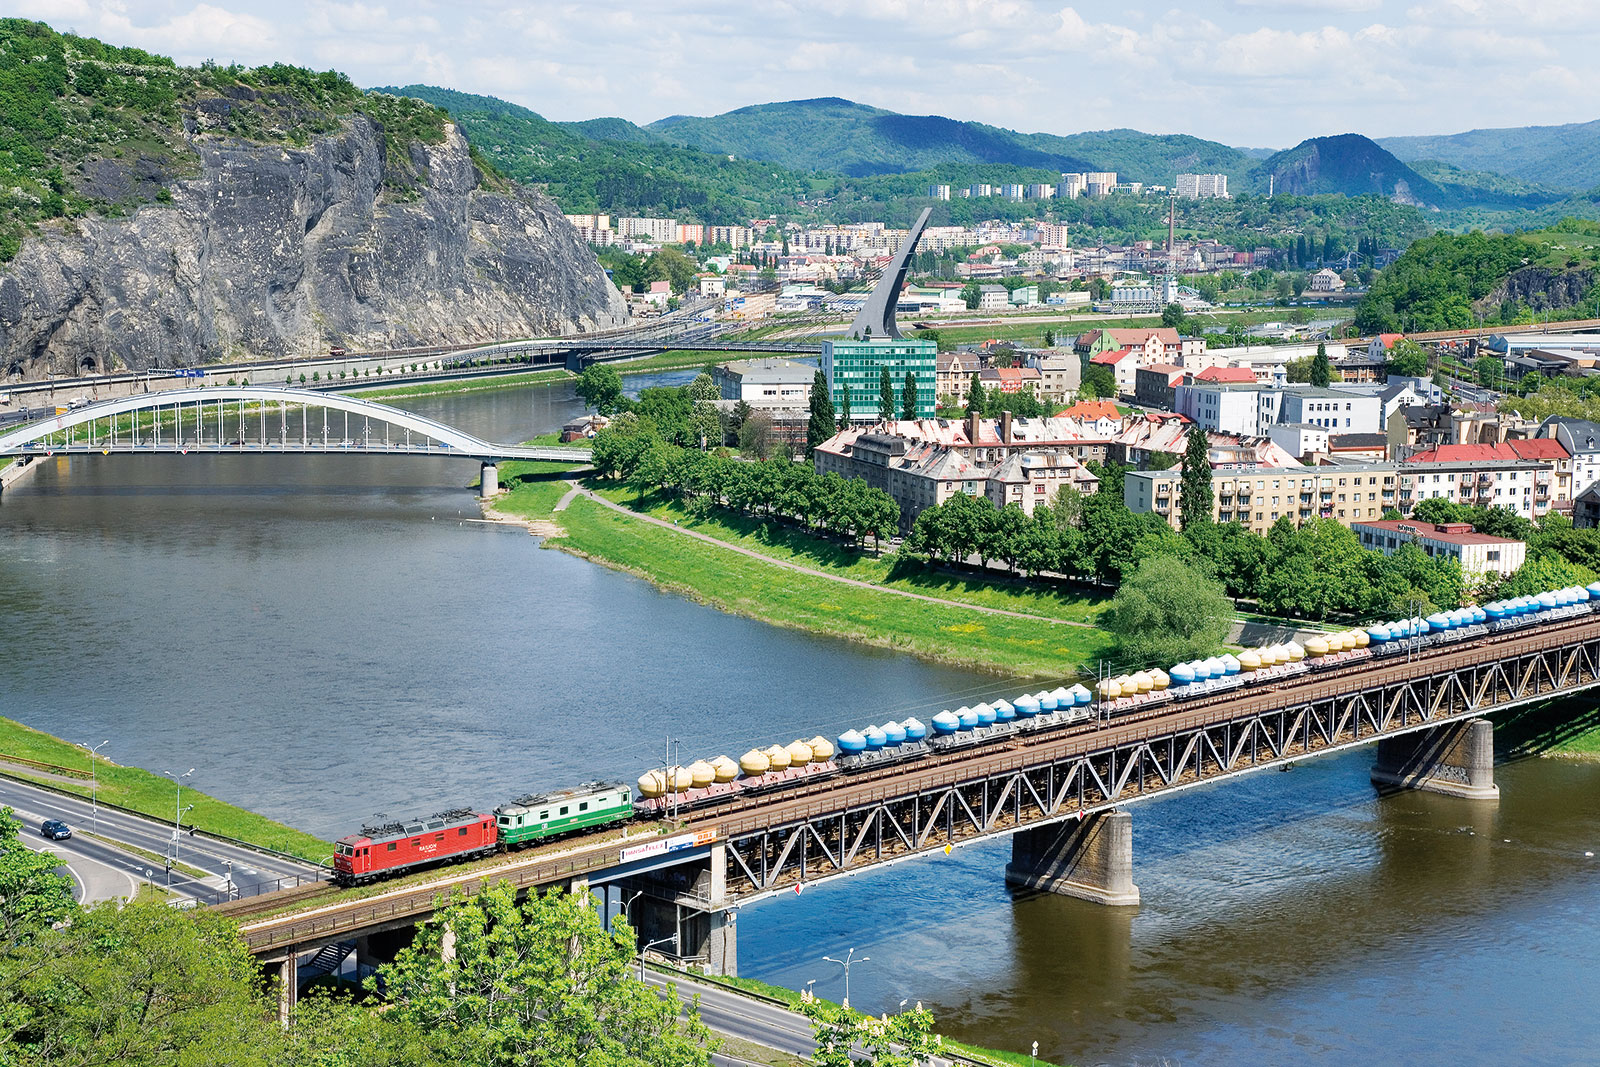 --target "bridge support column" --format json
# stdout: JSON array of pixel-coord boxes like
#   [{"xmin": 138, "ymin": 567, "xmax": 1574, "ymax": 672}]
[
  {"xmin": 277, "ymin": 954, "xmax": 298, "ymax": 1028},
  {"xmin": 703, "ymin": 843, "xmax": 737, "ymax": 977},
  {"xmin": 1005, "ymin": 810, "xmax": 1140, "ymax": 906},
  {"xmin": 1372, "ymin": 718, "xmax": 1499, "ymax": 800},
  {"xmin": 479, "ymin": 462, "xmax": 499, "ymax": 497}
]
